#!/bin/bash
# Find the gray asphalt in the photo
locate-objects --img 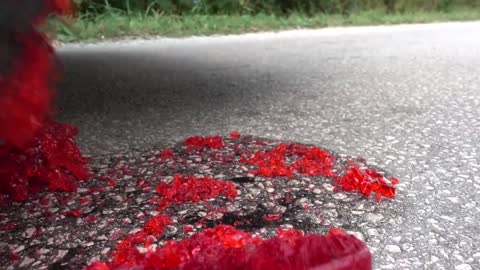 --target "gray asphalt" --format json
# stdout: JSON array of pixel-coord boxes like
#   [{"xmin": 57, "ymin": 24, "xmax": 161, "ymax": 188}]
[{"xmin": 56, "ymin": 22, "xmax": 480, "ymax": 269}]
